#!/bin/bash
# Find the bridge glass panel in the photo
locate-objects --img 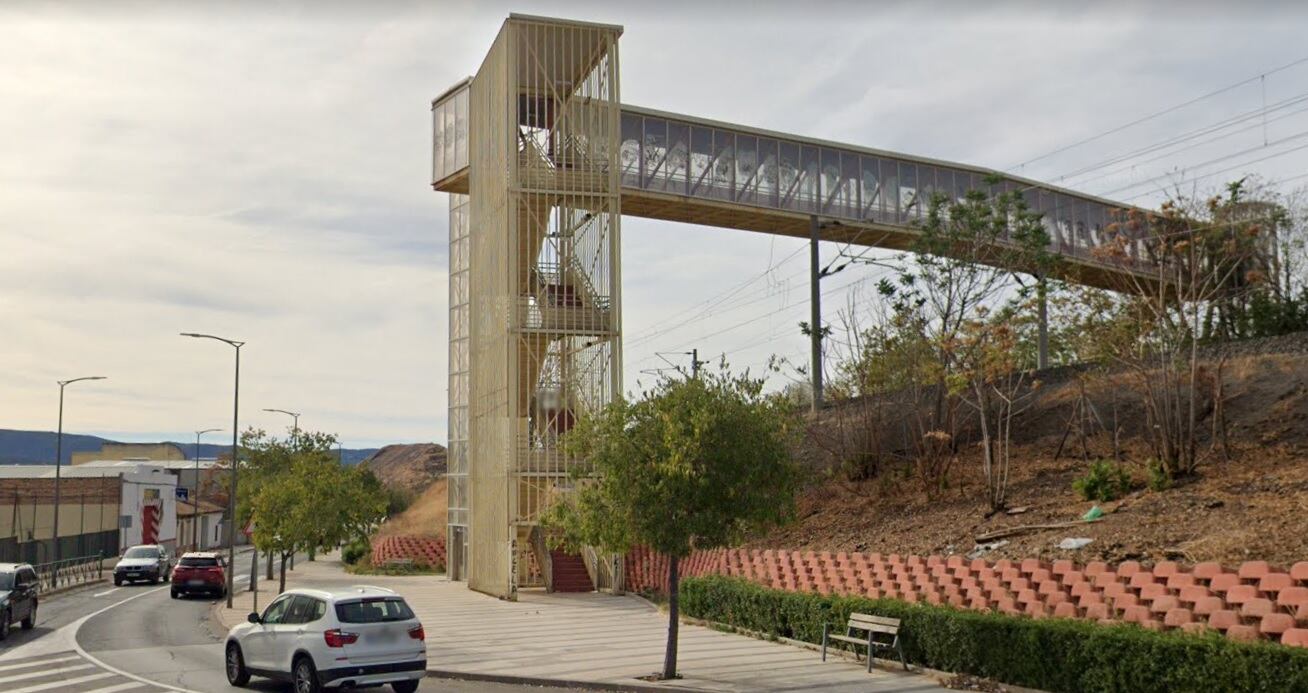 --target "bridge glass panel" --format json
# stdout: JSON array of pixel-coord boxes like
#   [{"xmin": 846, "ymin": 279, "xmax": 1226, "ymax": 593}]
[
  {"xmin": 757, "ymin": 138, "xmax": 779, "ymax": 208},
  {"xmin": 818, "ymin": 148, "xmax": 837, "ymax": 215},
  {"xmin": 800, "ymin": 145, "xmax": 820, "ymax": 214},
  {"xmin": 689, "ymin": 126, "xmax": 714, "ymax": 198},
  {"xmin": 898, "ymin": 162, "xmax": 919, "ymax": 223},
  {"xmin": 454, "ymin": 88, "xmax": 468, "ymax": 171},
  {"xmin": 838, "ymin": 151, "xmax": 860, "ymax": 219},
  {"xmin": 620, "ymin": 112, "xmax": 642, "ymax": 187},
  {"xmin": 778, "ymin": 140, "xmax": 800, "ymax": 210},
  {"xmin": 735, "ymin": 134, "xmax": 759, "ymax": 206},
  {"xmin": 666, "ymin": 122, "xmax": 690, "ymax": 196},
  {"xmin": 711, "ymin": 129, "xmax": 735, "ymax": 201},
  {"xmin": 641, "ymin": 116, "xmax": 668, "ymax": 189},
  {"xmin": 860, "ymin": 156, "xmax": 883, "ymax": 223}
]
